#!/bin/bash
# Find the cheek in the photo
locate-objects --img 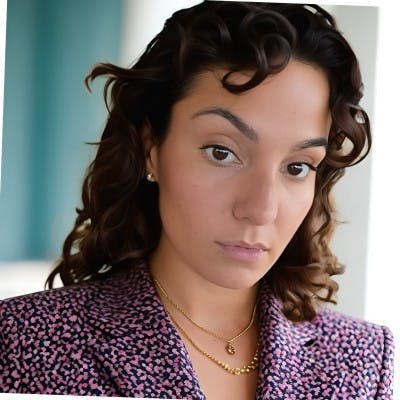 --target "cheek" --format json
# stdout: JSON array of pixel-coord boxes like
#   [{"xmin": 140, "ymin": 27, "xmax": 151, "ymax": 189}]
[
  {"xmin": 156, "ymin": 149, "xmax": 225, "ymax": 241},
  {"xmin": 157, "ymin": 136, "xmax": 233, "ymax": 217},
  {"xmin": 281, "ymin": 181, "xmax": 316, "ymax": 233}
]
